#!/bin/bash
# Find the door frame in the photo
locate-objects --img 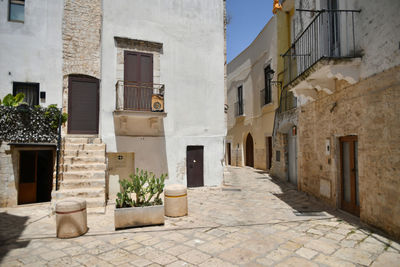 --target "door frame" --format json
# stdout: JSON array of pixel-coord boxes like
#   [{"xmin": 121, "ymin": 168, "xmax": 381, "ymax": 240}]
[
  {"xmin": 339, "ymin": 135, "xmax": 360, "ymax": 216},
  {"xmin": 186, "ymin": 146, "xmax": 204, "ymax": 187},
  {"xmin": 67, "ymin": 75, "xmax": 100, "ymax": 134}
]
